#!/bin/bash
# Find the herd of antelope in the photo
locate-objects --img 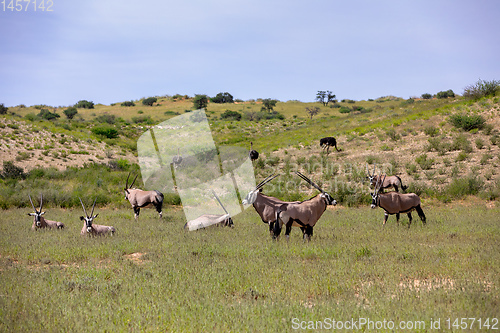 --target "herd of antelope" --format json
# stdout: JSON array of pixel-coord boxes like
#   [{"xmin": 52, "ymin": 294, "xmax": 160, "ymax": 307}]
[{"xmin": 26, "ymin": 136, "xmax": 426, "ymax": 240}]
